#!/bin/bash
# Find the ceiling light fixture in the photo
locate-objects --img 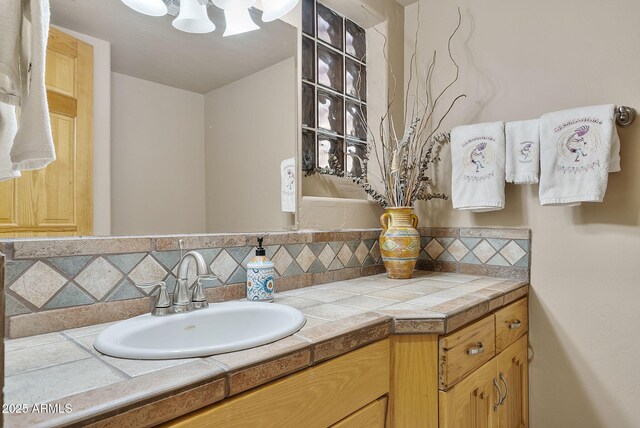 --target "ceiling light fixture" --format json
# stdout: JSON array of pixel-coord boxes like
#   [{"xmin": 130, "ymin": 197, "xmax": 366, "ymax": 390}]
[
  {"xmin": 121, "ymin": 0, "xmax": 298, "ymax": 36},
  {"xmin": 172, "ymin": 0, "xmax": 216, "ymax": 33},
  {"xmin": 261, "ymin": 0, "xmax": 298, "ymax": 22},
  {"xmin": 121, "ymin": 0, "xmax": 168, "ymax": 17},
  {"xmin": 211, "ymin": 0, "xmax": 259, "ymax": 37}
]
